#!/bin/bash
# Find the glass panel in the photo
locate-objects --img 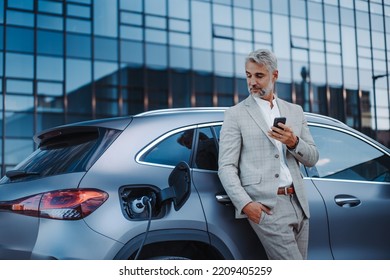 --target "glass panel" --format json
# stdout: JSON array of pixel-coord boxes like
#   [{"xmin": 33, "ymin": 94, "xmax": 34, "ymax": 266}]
[
  {"xmin": 37, "ymin": 95, "xmax": 64, "ymax": 113},
  {"xmin": 169, "ymin": 32, "xmax": 190, "ymax": 47},
  {"xmin": 312, "ymin": 85, "xmax": 328, "ymax": 115},
  {"xmin": 324, "ymin": 4, "xmax": 339, "ymax": 24},
  {"xmin": 214, "ymin": 51, "xmax": 233, "ymax": 77},
  {"xmin": 121, "ymin": 12, "xmax": 142, "ymax": 25},
  {"xmin": 5, "ymin": 112, "xmax": 34, "ymax": 137},
  {"xmin": 37, "ymin": 56, "xmax": 64, "ymax": 81},
  {"xmin": 233, "ymin": 7, "xmax": 251, "ymax": 28},
  {"xmin": 195, "ymin": 127, "xmax": 218, "ymax": 171},
  {"xmin": 121, "ymin": 40, "xmax": 143, "ymax": 64},
  {"xmin": 37, "ymin": 112, "xmax": 64, "ymax": 132},
  {"xmin": 93, "ymin": 61, "xmax": 117, "ymax": 82},
  {"xmin": 253, "ymin": 11, "xmax": 271, "ymax": 31},
  {"xmin": 253, "ymin": 0, "xmax": 270, "ymax": 11},
  {"xmin": 272, "ymin": 14, "xmax": 291, "ymax": 60},
  {"xmin": 145, "ymin": 29, "xmax": 167, "ymax": 44},
  {"xmin": 66, "ymin": 33, "xmax": 91, "ymax": 58},
  {"xmin": 146, "ymin": 43, "xmax": 168, "ymax": 68},
  {"xmin": 142, "ymin": 129, "xmax": 194, "ymax": 167},
  {"xmin": 37, "ymin": 30, "xmax": 63, "ymax": 56},
  {"xmin": 37, "ymin": 81, "xmax": 63, "ymax": 97},
  {"xmin": 145, "ymin": 15, "xmax": 166, "ymax": 29},
  {"xmin": 291, "ymin": 17, "xmax": 307, "ymax": 37},
  {"xmin": 171, "ymin": 71, "xmax": 191, "ymax": 107},
  {"xmin": 94, "ymin": 37, "xmax": 118, "ymax": 61},
  {"xmin": 38, "ymin": 0, "xmax": 63, "ymax": 15},
  {"xmin": 94, "ymin": 0, "xmax": 117, "ymax": 37},
  {"xmin": 290, "ymin": 0, "xmax": 306, "ymax": 18},
  {"xmin": 145, "ymin": 0, "xmax": 166, "ymax": 16},
  {"xmin": 96, "ymin": 87, "xmax": 119, "ymax": 117},
  {"xmin": 123, "ymin": 87, "xmax": 144, "ymax": 115},
  {"xmin": 120, "ymin": 26, "xmax": 143, "ymax": 41},
  {"xmin": 169, "ymin": 0, "xmax": 189, "ymax": 19},
  {"xmin": 329, "ymin": 86, "xmax": 344, "ymax": 121},
  {"xmin": 8, "ymin": 0, "xmax": 33, "ymax": 10},
  {"xmin": 191, "ymin": 1, "xmax": 212, "ymax": 49},
  {"xmin": 169, "ymin": 46, "xmax": 190, "ymax": 69},
  {"xmin": 66, "ymin": 18, "xmax": 91, "ymax": 34},
  {"xmin": 66, "ymin": 58, "xmax": 91, "ymax": 93},
  {"xmin": 194, "ymin": 73, "xmax": 213, "ymax": 106},
  {"xmin": 120, "ymin": 0, "xmax": 142, "ymax": 12},
  {"xmin": 169, "ymin": 19, "xmax": 189, "ymax": 32},
  {"xmin": 6, "ymin": 27, "xmax": 34, "ymax": 53},
  {"xmin": 6, "ymin": 53, "xmax": 34, "ymax": 78},
  {"xmin": 213, "ymin": 4, "xmax": 232, "ymax": 26},
  {"xmin": 308, "ymin": 2, "xmax": 323, "ymax": 21},
  {"xmin": 6, "ymin": 10, "xmax": 34, "ymax": 27},
  {"xmin": 5, "ymin": 138, "xmax": 34, "ymax": 165},
  {"xmin": 67, "ymin": 3, "xmax": 90, "ymax": 18},
  {"xmin": 192, "ymin": 49, "xmax": 212, "ymax": 72},
  {"xmin": 7, "ymin": 80, "xmax": 33, "ymax": 95},
  {"xmin": 37, "ymin": 14, "xmax": 64, "ymax": 31},
  {"xmin": 216, "ymin": 76, "xmax": 234, "ymax": 106},
  {"xmin": 147, "ymin": 69, "xmax": 168, "ymax": 109},
  {"xmin": 310, "ymin": 126, "xmax": 389, "ymax": 182},
  {"xmin": 5, "ymin": 95, "xmax": 33, "ymax": 112}
]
